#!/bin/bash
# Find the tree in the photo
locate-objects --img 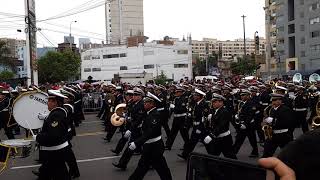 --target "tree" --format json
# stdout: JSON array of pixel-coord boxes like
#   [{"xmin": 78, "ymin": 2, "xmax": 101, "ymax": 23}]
[
  {"xmin": 154, "ymin": 71, "xmax": 168, "ymax": 85},
  {"xmin": 38, "ymin": 50, "xmax": 81, "ymax": 83},
  {"xmin": 192, "ymin": 54, "xmax": 218, "ymax": 76},
  {"xmin": 0, "ymin": 40, "xmax": 16, "ymax": 72},
  {"xmin": 230, "ymin": 56, "xmax": 257, "ymax": 75},
  {"xmin": 0, "ymin": 70, "xmax": 15, "ymax": 81}
]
